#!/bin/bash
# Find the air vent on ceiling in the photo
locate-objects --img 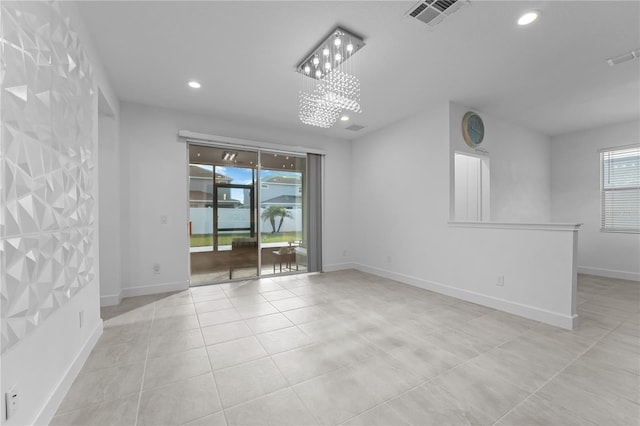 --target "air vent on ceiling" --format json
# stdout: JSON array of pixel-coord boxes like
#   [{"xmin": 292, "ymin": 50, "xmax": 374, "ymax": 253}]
[
  {"xmin": 406, "ymin": 0, "xmax": 469, "ymax": 27},
  {"xmin": 345, "ymin": 124, "xmax": 365, "ymax": 131}
]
